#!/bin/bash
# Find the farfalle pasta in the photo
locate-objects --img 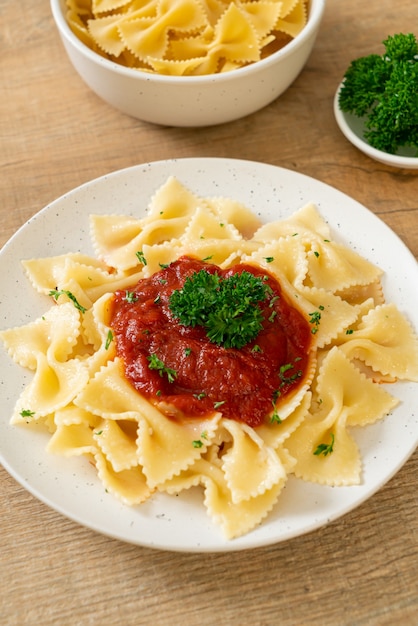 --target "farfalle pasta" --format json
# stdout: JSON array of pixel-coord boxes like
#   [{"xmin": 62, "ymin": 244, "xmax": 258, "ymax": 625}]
[
  {"xmin": 1, "ymin": 176, "xmax": 418, "ymax": 540},
  {"xmin": 65, "ymin": 0, "xmax": 309, "ymax": 75}
]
